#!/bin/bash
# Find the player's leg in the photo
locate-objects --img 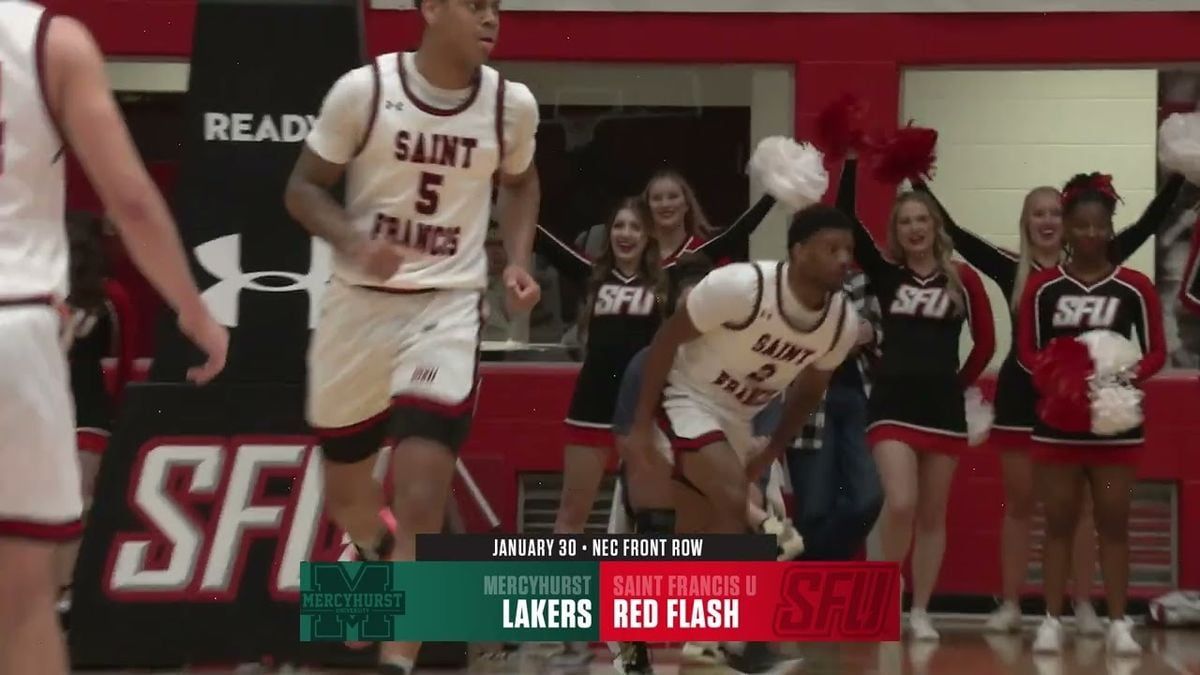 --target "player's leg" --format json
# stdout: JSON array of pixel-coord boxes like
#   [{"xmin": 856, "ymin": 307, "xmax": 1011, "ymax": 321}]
[
  {"xmin": 990, "ymin": 449, "xmax": 1035, "ymax": 632},
  {"xmin": 0, "ymin": 307, "xmax": 84, "ymax": 674},
  {"xmin": 1070, "ymin": 482, "xmax": 1103, "ymax": 635},
  {"xmin": 380, "ymin": 290, "xmax": 481, "ymax": 672},
  {"xmin": 1032, "ymin": 463, "xmax": 1084, "ymax": 653},
  {"xmin": 1086, "ymin": 464, "xmax": 1140, "ymax": 654},
  {"xmin": 908, "ymin": 451, "xmax": 959, "ymax": 640},
  {"xmin": 54, "ymin": 438, "xmax": 102, "ymax": 619},
  {"xmin": 555, "ymin": 443, "xmax": 609, "ymax": 534},
  {"xmin": 307, "ymin": 282, "xmax": 395, "ymax": 558},
  {"xmin": 678, "ymin": 440, "xmax": 745, "ymax": 534}
]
